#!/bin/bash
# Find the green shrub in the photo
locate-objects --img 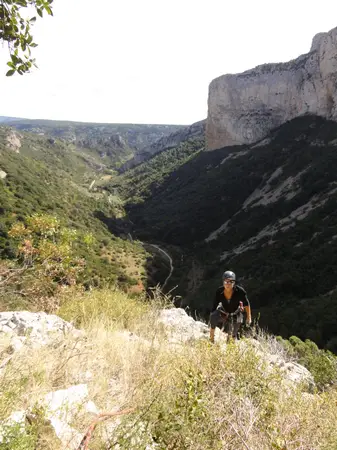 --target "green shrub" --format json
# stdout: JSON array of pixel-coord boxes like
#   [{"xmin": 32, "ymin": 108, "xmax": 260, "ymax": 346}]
[{"xmin": 277, "ymin": 335, "xmax": 337, "ymax": 388}]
